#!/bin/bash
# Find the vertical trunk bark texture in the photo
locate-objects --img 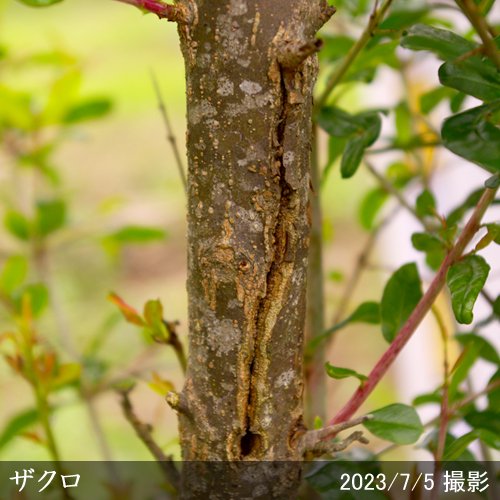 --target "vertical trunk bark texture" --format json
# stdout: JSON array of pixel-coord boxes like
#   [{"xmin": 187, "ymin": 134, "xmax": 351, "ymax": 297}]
[{"xmin": 176, "ymin": 0, "xmax": 333, "ymax": 496}]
